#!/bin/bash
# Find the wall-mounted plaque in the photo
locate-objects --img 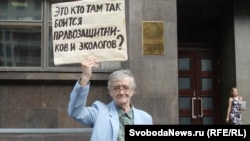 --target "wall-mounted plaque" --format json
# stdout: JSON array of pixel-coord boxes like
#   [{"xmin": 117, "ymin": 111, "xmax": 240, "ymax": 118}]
[{"xmin": 142, "ymin": 21, "xmax": 164, "ymax": 55}]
